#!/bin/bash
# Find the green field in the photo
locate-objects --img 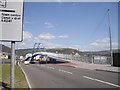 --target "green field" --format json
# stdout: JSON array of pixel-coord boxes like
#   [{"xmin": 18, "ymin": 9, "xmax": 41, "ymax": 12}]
[{"xmin": 2, "ymin": 64, "xmax": 28, "ymax": 89}]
